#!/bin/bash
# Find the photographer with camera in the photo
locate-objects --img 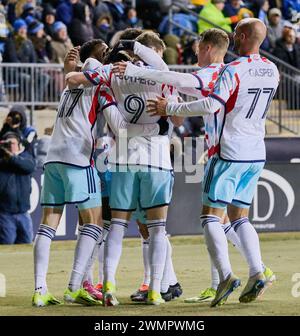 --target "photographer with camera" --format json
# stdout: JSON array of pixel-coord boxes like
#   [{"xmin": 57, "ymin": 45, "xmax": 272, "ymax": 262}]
[
  {"xmin": 0, "ymin": 105, "xmax": 37, "ymax": 157},
  {"xmin": 0, "ymin": 132, "xmax": 36, "ymax": 244}
]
